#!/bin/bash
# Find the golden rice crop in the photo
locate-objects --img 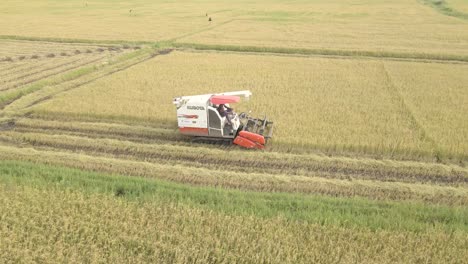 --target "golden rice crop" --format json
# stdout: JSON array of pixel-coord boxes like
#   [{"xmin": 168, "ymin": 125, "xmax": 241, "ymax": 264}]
[
  {"xmin": 1, "ymin": 0, "xmax": 467, "ymax": 60},
  {"xmin": 178, "ymin": 0, "xmax": 468, "ymax": 57},
  {"xmin": 34, "ymin": 51, "xmax": 468, "ymax": 159},
  {"xmin": 2, "ymin": 0, "xmax": 468, "ymax": 261},
  {"xmin": 384, "ymin": 61, "xmax": 468, "ymax": 159},
  {"xmin": 450, "ymin": 0, "xmax": 468, "ymax": 13},
  {"xmin": 0, "ymin": 46, "xmax": 154, "ymax": 116},
  {"xmin": 0, "ymin": 39, "xmax": 115, "ymax": 58},
  {"xmin": 0, "ymin": 0, "xmax": 227, "ymax": 41},
  {"xmin": 1, "ymin": 184, "xmax": 467, "ymax": 263}
]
